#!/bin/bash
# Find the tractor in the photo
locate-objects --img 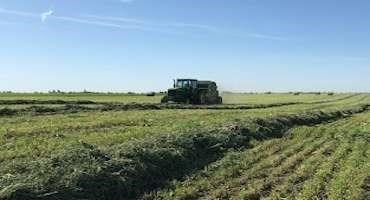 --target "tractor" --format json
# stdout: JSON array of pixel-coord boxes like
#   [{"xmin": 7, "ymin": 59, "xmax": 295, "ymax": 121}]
[{"xmin": 161, "ymin": 79, "xmax": 222, "ymax": 105}]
